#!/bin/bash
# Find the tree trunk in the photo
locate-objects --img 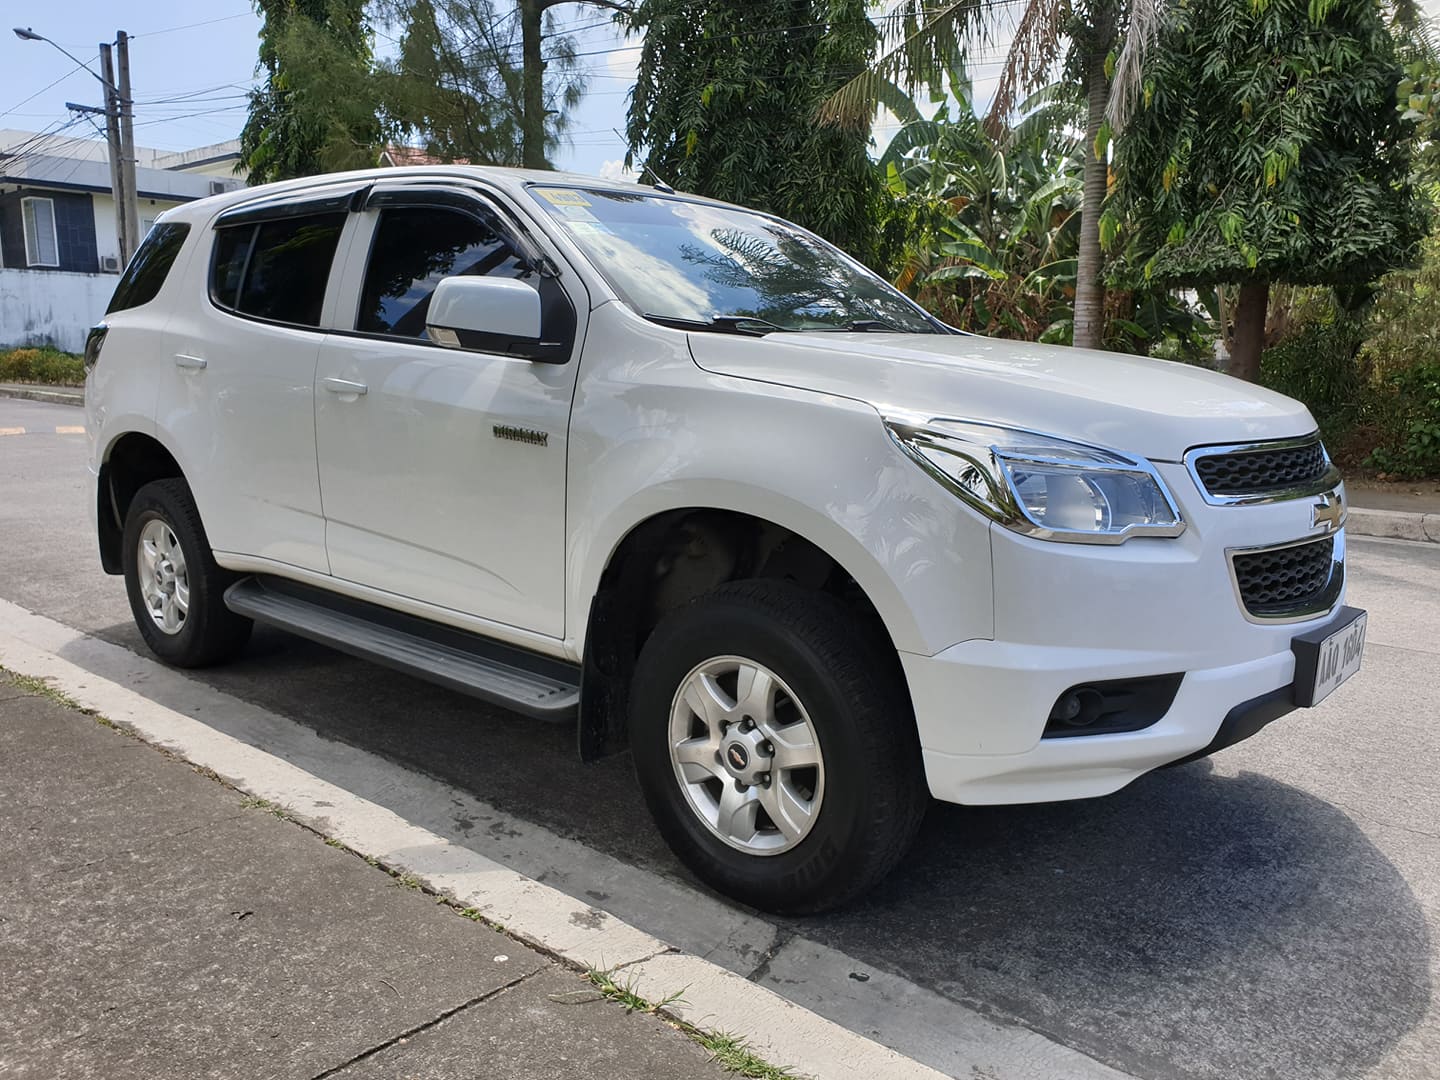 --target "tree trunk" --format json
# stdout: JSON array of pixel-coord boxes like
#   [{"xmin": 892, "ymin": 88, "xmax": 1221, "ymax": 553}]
[
  {"xmin": 1073, "ymin": 32, "xmax": 1111, "ymax": 351},
  {"xmin": 520, "ymin": 0, "xmax": 547, "ymax": 169},
  {"xmin": 1229, "ymin": 279, "xmax": 1269, "ymax": 382}
]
